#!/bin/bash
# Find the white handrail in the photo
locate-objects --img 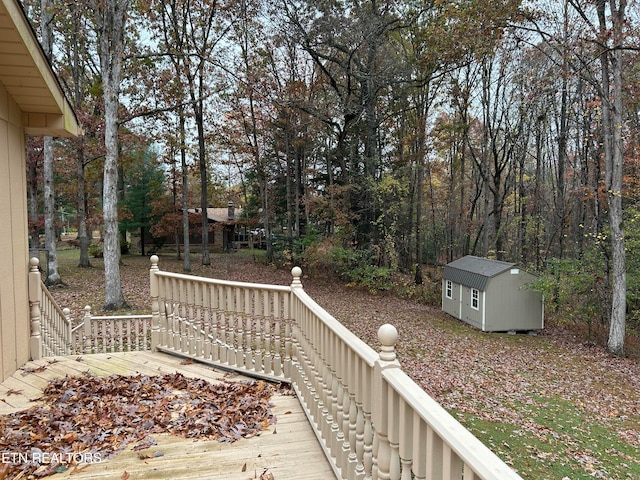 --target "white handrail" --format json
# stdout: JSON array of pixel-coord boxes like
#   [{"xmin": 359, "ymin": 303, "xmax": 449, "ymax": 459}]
[
  {"xmin": 28, "ymin": 258, "xmax": 73, "ymax": 358},
  {"xmin": 28, "ymin": 254, "xmax": 523, "ymax": 479},
  {"xmin": 148, "ymin": 256, "xmax": 523, "ymax": 480}
]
